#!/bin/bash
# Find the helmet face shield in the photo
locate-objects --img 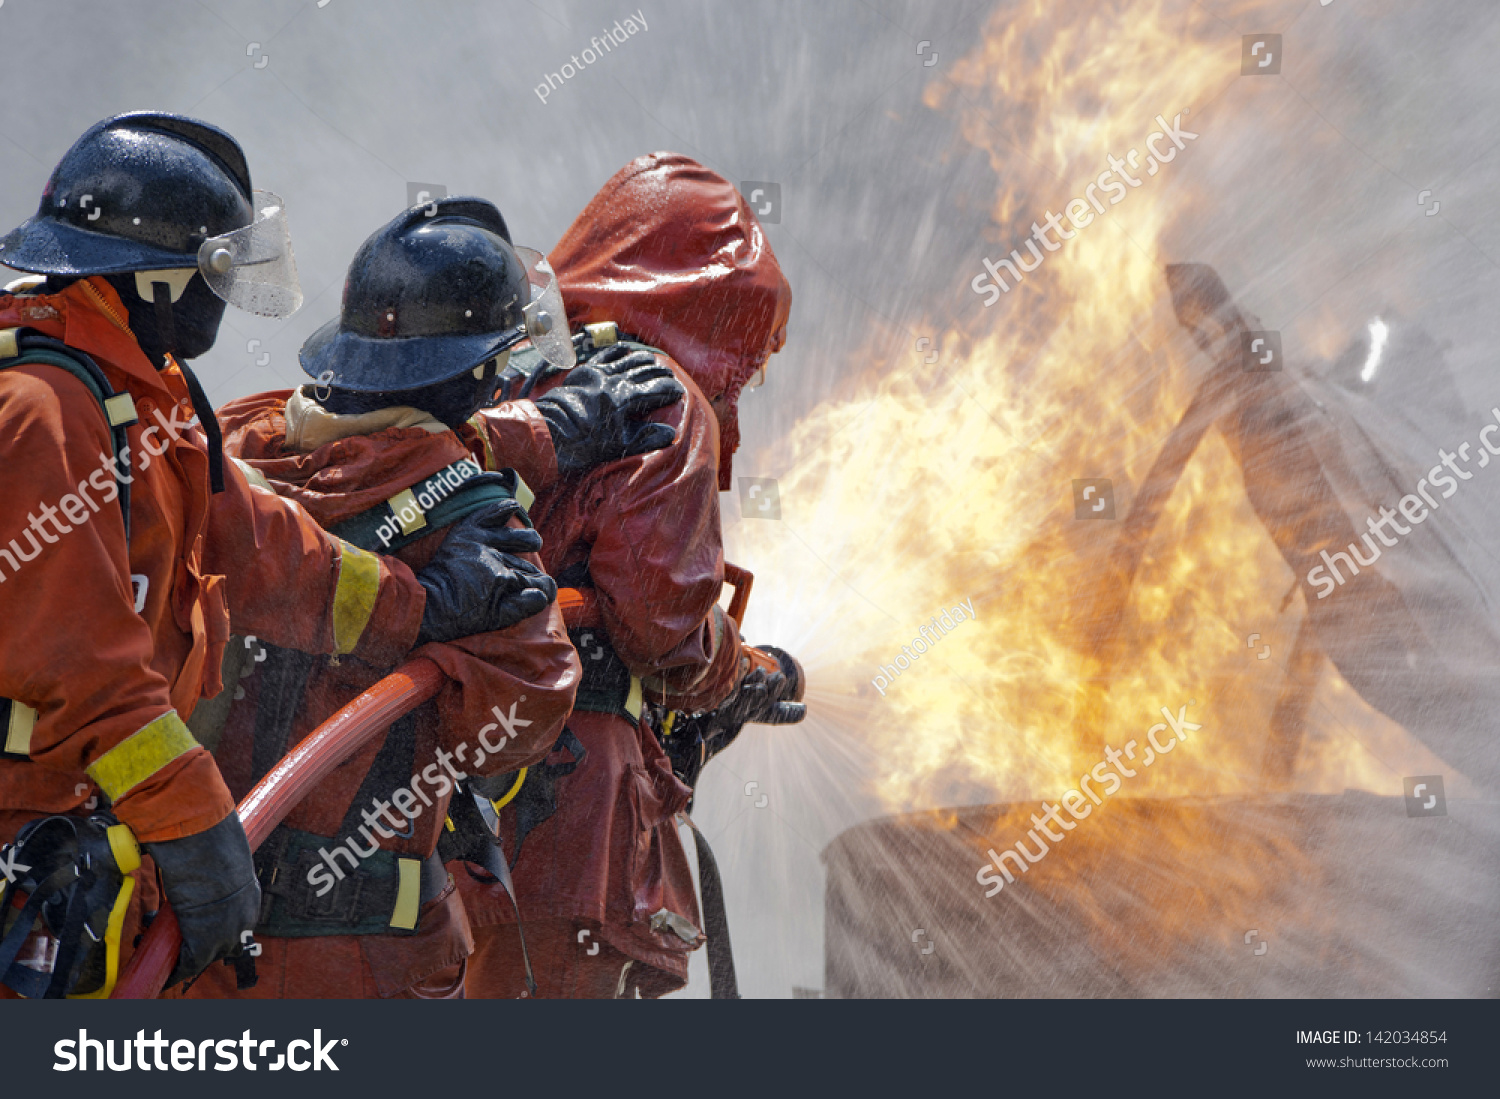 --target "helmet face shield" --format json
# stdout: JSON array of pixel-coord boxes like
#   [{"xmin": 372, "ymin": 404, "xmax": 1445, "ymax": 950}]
[
  {"xmin": 197, "ymin": 191, "xmax": 303, "ymax": 318},
  {"xmin": 515, "ymin": 246, "xmax": 575, "ymax": 370}
]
